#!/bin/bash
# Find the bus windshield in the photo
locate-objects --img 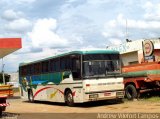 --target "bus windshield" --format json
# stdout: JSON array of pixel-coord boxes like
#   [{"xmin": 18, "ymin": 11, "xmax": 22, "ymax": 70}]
[{"xmin": 83, "ymin": 54, "xmax": 121, "ymax": 78}]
